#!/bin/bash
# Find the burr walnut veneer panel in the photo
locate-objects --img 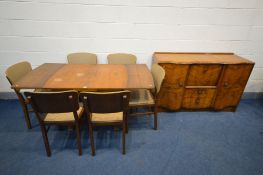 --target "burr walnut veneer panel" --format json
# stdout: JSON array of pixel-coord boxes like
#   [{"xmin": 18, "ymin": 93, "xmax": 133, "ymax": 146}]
[{"xmin": 153, "ymin": 52, "xmax": 254, "ymax": 111}]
